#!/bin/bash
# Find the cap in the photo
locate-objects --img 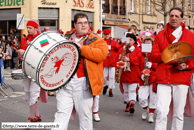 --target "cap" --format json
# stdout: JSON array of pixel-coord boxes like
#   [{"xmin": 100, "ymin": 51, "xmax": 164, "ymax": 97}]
[
  {"xmin": 158, "ymin": 21, "xmax": 164, "ymax": 25},
  {"xmin": 26, "ymin": 20, "xmax": 39, "ymax": 29},
  {"xmin": 58, "ymin": 29, "xmax": 64, "ymax": 34},
  {"xmin": 44, "ymin": 27, "xmax": 51, "ymax": 32},
  {"xmin": 103, "ymin": 29, "xmax": 111, "ymax": 35}
]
